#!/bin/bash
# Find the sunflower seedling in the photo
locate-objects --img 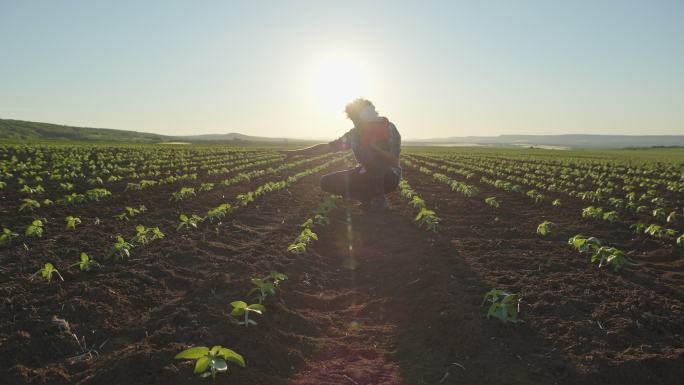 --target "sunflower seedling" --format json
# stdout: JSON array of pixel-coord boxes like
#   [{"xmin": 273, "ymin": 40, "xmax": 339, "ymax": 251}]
[
  {"xmin": 415, "ymin": 208, "xmax": 440, "ymax": 232},
  {"xmin": 230, "ymin": 301, "xmax": 265, "ymax": 326},
  {"xmin": 110, "ymin": 236, "xmax": 133, "ymax": 259},
  {"xmin": 70, "ymin": 252, "xmax": 101, "ymax": 271},
  {"xmin": 288, "ymin": 227, "xmax": 318, "ymax": 254},
  {"xmin": 582, "ymin": 206, "xmax": 604, "ymax": 220},
  {"xmin": 131, "ymin": 225, "xmax": 165, "ymax": 245},
  {"xmin": 171, "ymin": 187, "xmax": 196, "ymax": 202},
  {"xmin": 1, "ymin": 228, "xmax": 19, "ymax": 245},
  {"xmin": 591, "ymin": 246, "xmax": 635, "ymax": 272},
  {"xmin": 630, "ymin": 223, "xmax": 646, "ymax": 234},
  {"xmin": 485, "ymin": 197, "xmax": 500, "ymax": 209},
  {"xmin": 65, "ymin": 216, "xmax": 82, "ymax": 230},
  {"xmin": 568, "ymin": 234, "xmax": 601, "ymax": 253},
  {"xmin": 644, "ymin": 224, "xmax": 678, "ymax": 240},
  {"xmin": 602, "ymin": 211, "xmax": 619, "ymax": 223},
  {"xmin": 177, "ymin": 214, "xmax": 203, "ymax": 231},
  {"xmin": 482, "ymin": 289, "xmax": 520, "ymax": 323},
  {"xmin": 536, "ymin": 221, "xmax": 554, "ymax": 236},
  {"xmin": 247, "ymin": 278, "xmax": 276, "ymax": 304},
  {"xmin": 19, "ymin": 198, "xmax": 40, "ymax": 211},
  {"xmin": 236, "ymin": 192, "xmax": 254, "ymax": 206},
  {"xmin": 25, "ymin": 219, "xmax": 44, "ymax": 238},
  {"xmin": 175, "ymin": 345, "xmax": 245, "ymax": 379},
  {"xmin": 31, "ymin": 262, "xmax": 64, "ymax": 283}
]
